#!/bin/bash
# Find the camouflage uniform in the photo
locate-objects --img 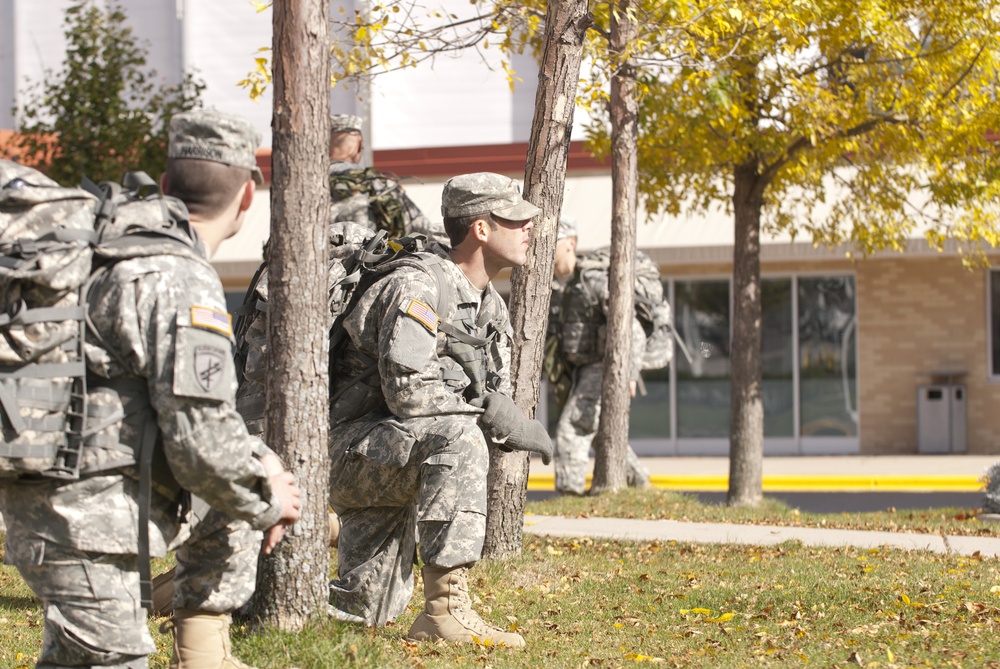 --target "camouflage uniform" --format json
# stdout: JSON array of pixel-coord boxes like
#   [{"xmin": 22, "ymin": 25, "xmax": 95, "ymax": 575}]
[
  {"xmin": 553, "ymin": 250, "xmax": 651, "ymax": 495},
  {"xmin": 0, "ymin": 129, "xmax": 281, "ymax": 667},
  {"xmin": 328, "ymin": 254, "xmax": 512, "ymax": 625}
]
